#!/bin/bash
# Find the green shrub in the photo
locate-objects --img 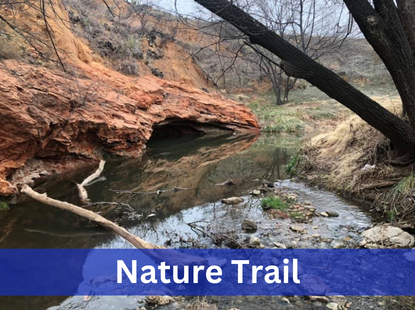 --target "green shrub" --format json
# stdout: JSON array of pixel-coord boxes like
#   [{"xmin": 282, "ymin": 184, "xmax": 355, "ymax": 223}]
[
  {"xmin": 0, "ymin": 201, "xmax": 9, "ymax": 212},
  {"xmin": 286, "ymin": 154, "xmax": 301, "ymax": 177},
  {"xmin": 261, "ymin": 196, "xmax": 288, "ymax": 211}
]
